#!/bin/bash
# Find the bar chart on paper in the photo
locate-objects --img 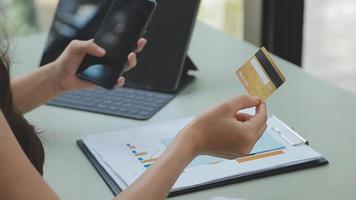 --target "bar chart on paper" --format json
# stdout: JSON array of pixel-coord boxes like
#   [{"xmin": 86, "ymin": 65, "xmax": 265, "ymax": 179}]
[
  {"xmin": 126, "ymin": 131, "xmax": 285, "ymax": 169},
  {"xmin": 126, "ymin": 143, "xmax": 159, "ymax": 169}
]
